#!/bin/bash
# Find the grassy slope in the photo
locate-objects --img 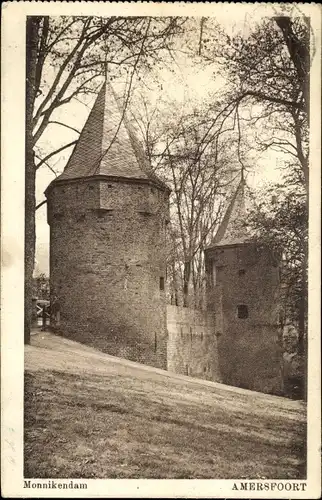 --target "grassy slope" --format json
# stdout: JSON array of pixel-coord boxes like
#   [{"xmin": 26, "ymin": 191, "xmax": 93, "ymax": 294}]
[{"xmin": 24, "ymin": 332, "xmax": 306, "ymax": 479}]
